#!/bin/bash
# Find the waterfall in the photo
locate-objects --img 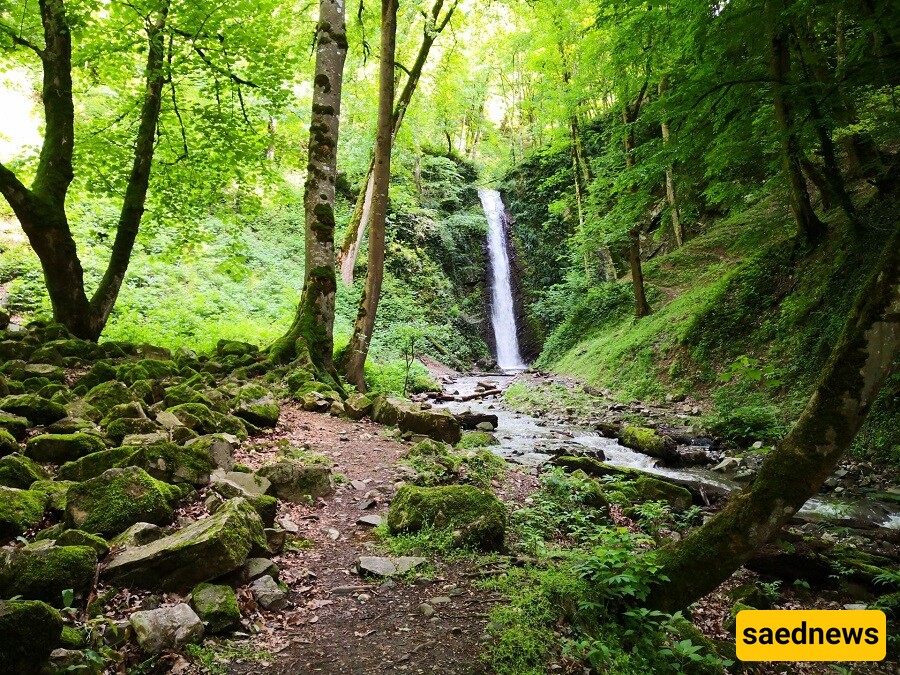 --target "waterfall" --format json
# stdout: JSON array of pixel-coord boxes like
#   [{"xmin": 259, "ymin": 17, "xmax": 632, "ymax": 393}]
[{"xmin": 479, "ymin": 188, "xmax": 526, "ymax": 372}]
